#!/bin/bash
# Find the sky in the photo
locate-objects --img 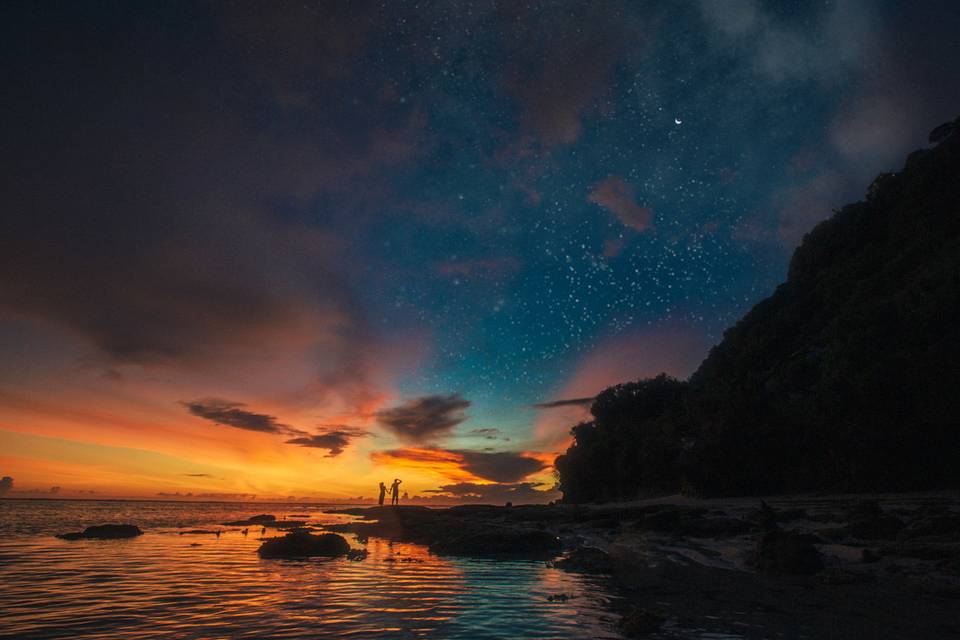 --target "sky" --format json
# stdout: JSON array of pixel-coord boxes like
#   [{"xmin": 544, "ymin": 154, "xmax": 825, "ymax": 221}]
[{"xmin": 2, "ymin": 1, "xmax": 959, "ymax": 503}]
